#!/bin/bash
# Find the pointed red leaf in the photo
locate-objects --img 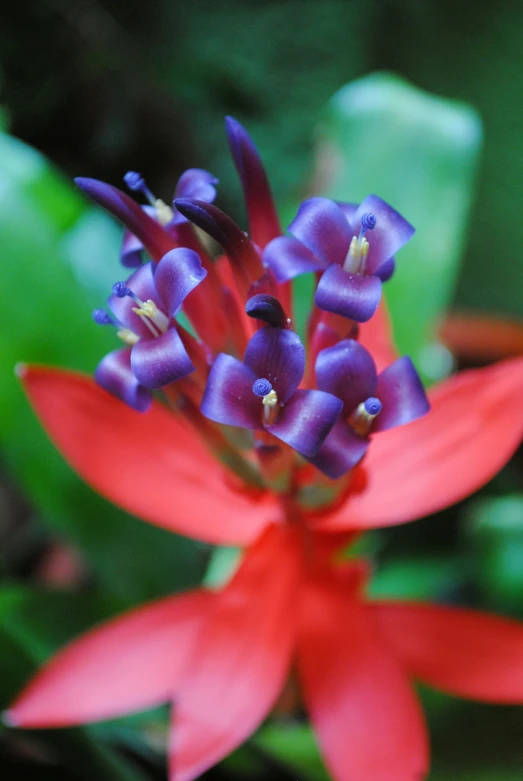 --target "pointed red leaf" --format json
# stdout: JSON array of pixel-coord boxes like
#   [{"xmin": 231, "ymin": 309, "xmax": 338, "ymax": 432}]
[
  {"xmin": 373, "ymin": 601, "xmax": 523, "ymax": 703},
  {"xmin": 317, "ymin": 357, "xmax": 523, "ymax": 531},
  {"xmin": 5, "ymin": 590, "xmax": 214, "ymax": 727},
  {"xmin": 20, "ymin": 366, "xmax": 278, "ymax": 545},
  {"xmin": 169, "ymin": 524, "xmax": 301, "ymax": 781},
  {"xmin": 298, "ymin": 574, "xmax": 428, "ymax": 781}
]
